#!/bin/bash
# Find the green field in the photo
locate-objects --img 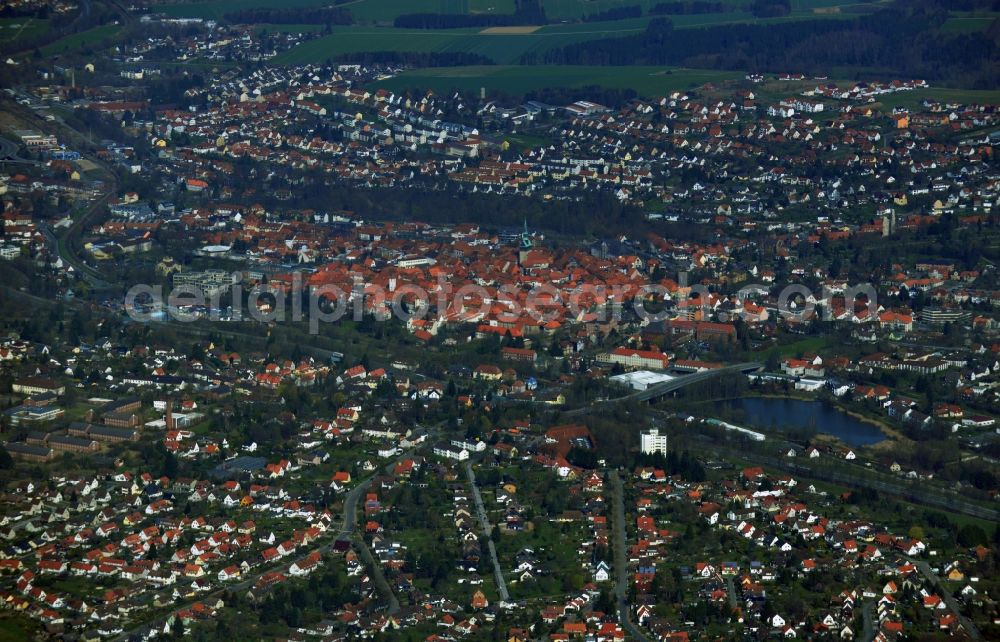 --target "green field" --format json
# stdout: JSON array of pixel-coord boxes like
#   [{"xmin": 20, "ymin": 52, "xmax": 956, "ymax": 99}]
[
  {"xmin": 254, "ymin": 23, "xmax": 325, "ymax": 33},
  {"xmin": 273, "ymin": 4, "xmax": 860, "ymax": 66},
  {"xmin": 158, "ymin": 0, "xmax": 442, "ymax": 21},
  {"xmin": 940, "ymin": 11, "xmax": 999, "ymax": 34},
  {"xmin": 160, "ymin": 0, "xmax": 869, "ymax": 67},
  {"xmin": 272, "ymin": 24, "xmax": 657, "ymax": 65},
  {"xmin": 0, "ymin": 615, "xmax": 37, "ymax": 642},
  {"xmin": 375, "ymin": 64, "xmax": 740, "ymax": 97},
  {"xmin": 40, "ymin": 23, "xmax": 121, "ymax": 56},
  {"xmin": 0, "ymin": 17, "xmax": 50, "ymax": 46},
  {"xmin": 874, "ymin": 87, "xmax": 1000, "ymax": 110}
]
